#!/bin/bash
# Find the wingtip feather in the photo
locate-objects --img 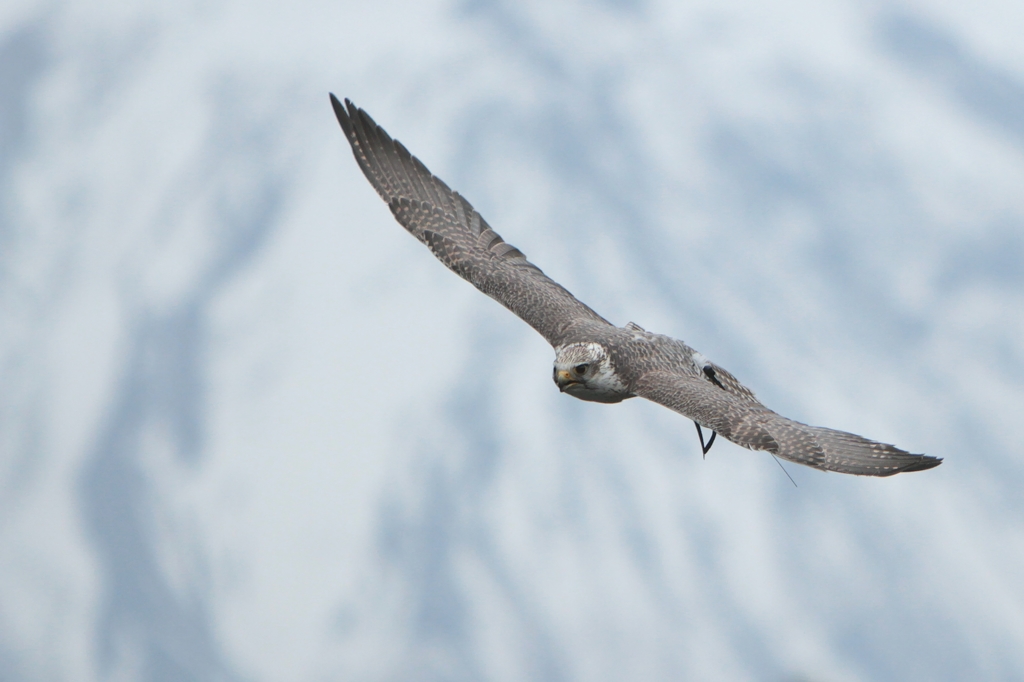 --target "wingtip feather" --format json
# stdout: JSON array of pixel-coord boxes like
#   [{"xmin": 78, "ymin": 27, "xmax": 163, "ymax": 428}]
[
  {"xmin": 889, "ymin": 455, "xmax": 943, "ymax": 475},
  {"xmin": 329, "ymin": 93, "xmax": 353, "ymax": 138}
]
